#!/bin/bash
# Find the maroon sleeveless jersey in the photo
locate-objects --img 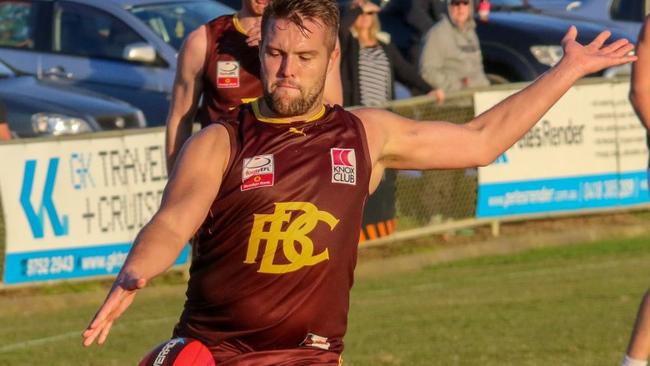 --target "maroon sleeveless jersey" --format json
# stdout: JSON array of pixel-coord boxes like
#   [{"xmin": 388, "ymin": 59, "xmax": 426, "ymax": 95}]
[
  {"xmin": 198, "ymin": 14, "xmax": 263, "ymax": 127},
  {"xmin": 174, "ymin": 101, "xmax": 371, "ymax": 360}
]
